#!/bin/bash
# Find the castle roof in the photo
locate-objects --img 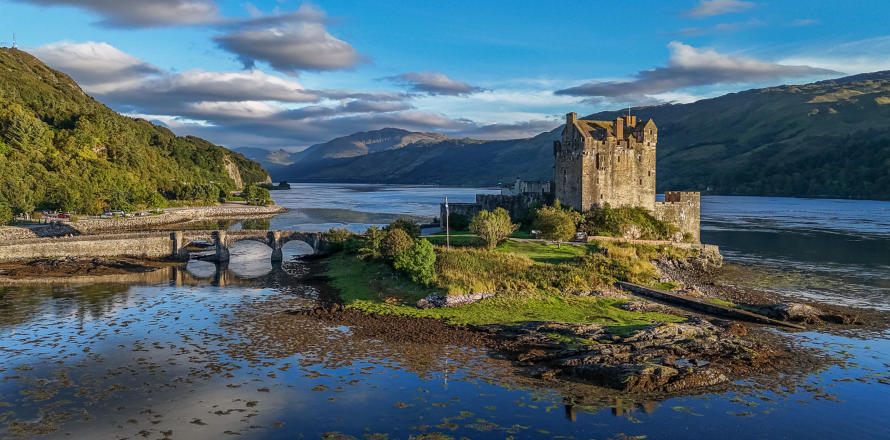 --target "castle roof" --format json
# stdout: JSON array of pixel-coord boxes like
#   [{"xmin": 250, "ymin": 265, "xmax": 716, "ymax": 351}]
[{"xmin": 574, "ymin": 120, "xmax": 612, "ymax": 138}]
